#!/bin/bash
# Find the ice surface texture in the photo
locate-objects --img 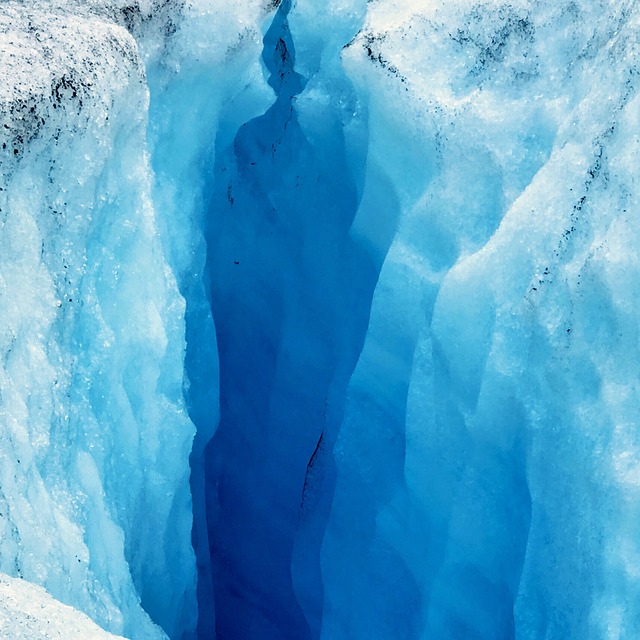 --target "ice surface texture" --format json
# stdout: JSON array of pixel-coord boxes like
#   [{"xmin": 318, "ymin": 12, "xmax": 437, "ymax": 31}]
[
  {"xmin": 0, "ymin": 2, "xmax": 196, "ymax": 639},
  {"xmin": 0, "ymin": 573, "xmax": 126, "ymax": 639},
  {"xmin": 321, "ymin": 1, "xmax": 640, "ymax": 639},
  {"xmin": 2, "ymin": 0, "xmax": 640, "ymax": 639}
]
